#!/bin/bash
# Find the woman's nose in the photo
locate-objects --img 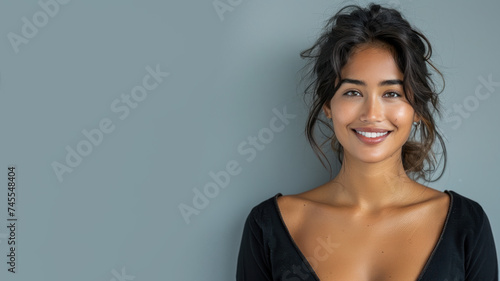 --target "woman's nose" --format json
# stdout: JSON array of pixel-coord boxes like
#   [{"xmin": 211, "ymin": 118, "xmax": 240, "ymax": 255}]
[{"xmin": 360, "ymin": 95, "xmax": 383, "ymax": 123}]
